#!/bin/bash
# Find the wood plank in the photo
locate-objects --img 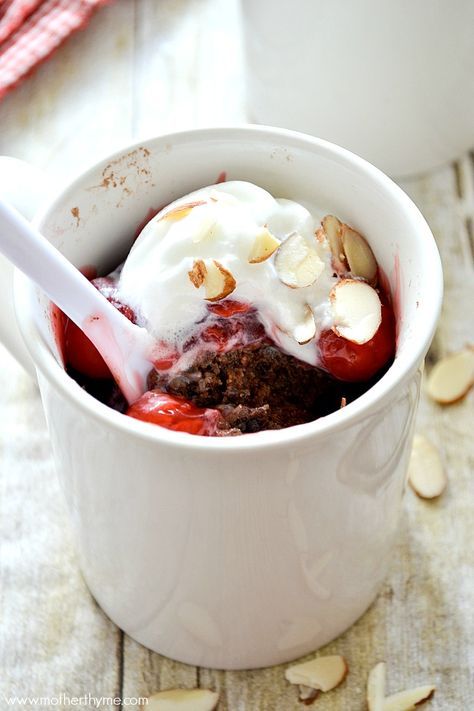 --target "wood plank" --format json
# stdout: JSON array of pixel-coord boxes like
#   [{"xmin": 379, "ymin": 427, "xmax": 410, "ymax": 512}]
[
  {"xmin": 399, "ymin": 161, "xmax": 474, "ymax": 355},
  {"xmin": 0, "ymin": 347, "xmax": 122, "ymax": 702},
  {"xmin": 0, "ymin": 2, "xmax": 136, "ymax": 705}
]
